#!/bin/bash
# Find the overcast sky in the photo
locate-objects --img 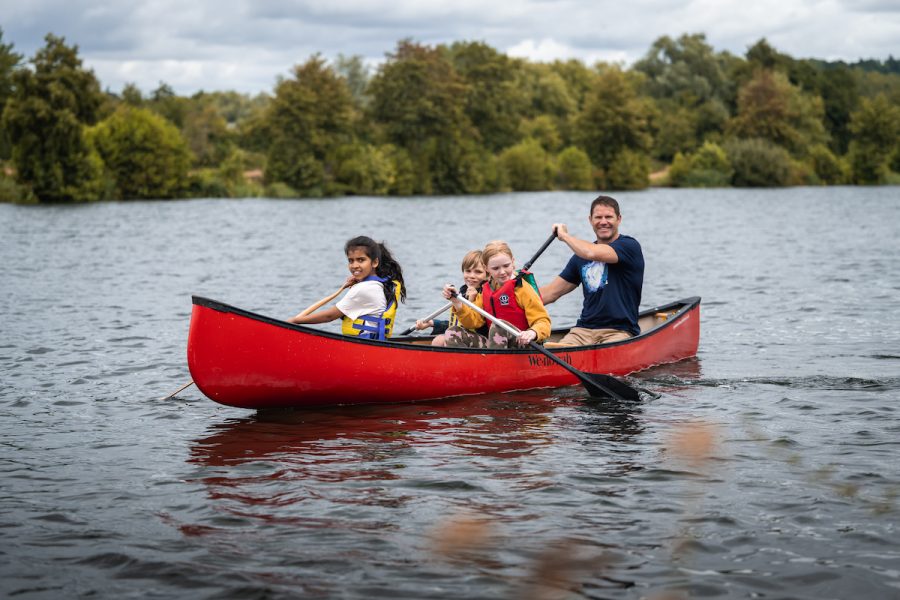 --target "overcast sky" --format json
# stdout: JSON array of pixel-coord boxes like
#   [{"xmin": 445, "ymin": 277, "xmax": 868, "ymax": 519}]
[{"xmin": 2, "ymin": 0, "xmax": 898, "ymax": 96}]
